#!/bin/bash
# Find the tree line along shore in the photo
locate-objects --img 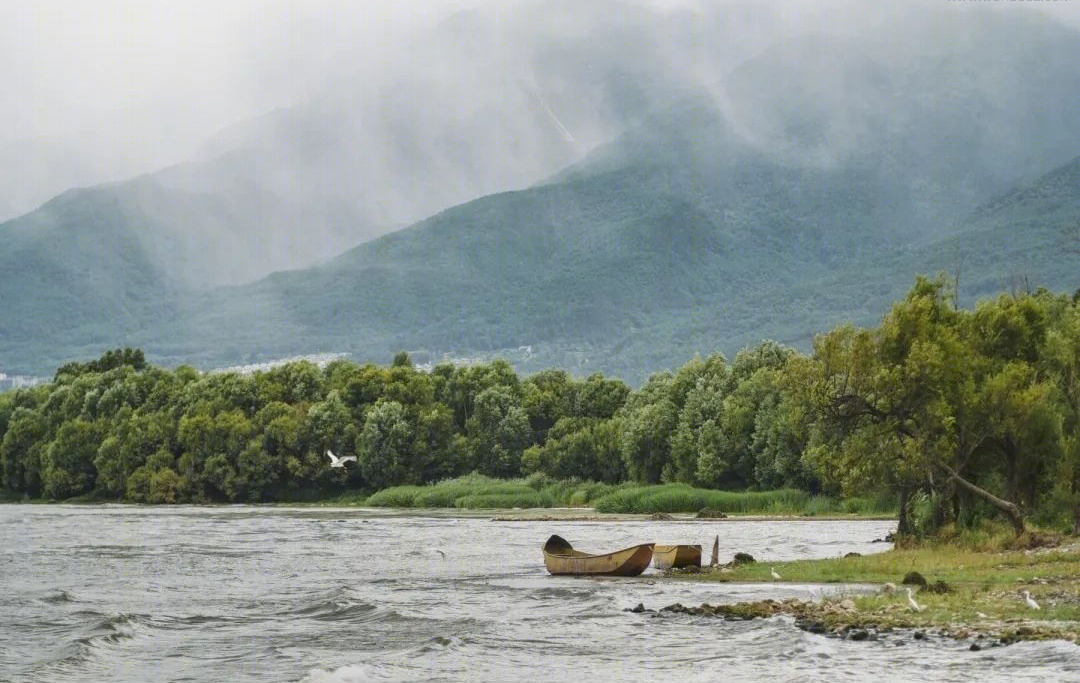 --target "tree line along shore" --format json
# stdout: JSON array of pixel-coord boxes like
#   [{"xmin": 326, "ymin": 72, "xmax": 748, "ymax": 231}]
[{"xmin": 2, "ymin": 278, "xmax": 1079, "ymax": 540}]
